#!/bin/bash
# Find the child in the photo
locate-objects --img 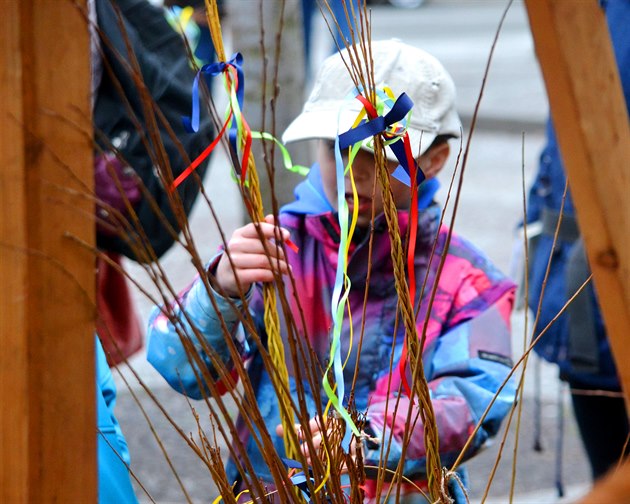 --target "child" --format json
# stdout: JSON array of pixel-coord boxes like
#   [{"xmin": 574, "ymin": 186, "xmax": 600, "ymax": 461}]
[{"xmin": 147, "ymin": 39, "xmax": 516, "ymax": 502}]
